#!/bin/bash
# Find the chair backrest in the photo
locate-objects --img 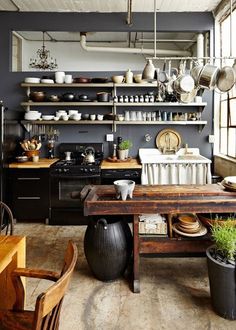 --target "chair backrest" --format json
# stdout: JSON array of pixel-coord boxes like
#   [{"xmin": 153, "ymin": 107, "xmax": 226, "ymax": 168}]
[
  {"xmin": 0, "ymin": 201, "xmax": 14, "ymax": 235},
  {"xmin": 33, "ymin": 241, "xmax": 78, "ymax": 330}
]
